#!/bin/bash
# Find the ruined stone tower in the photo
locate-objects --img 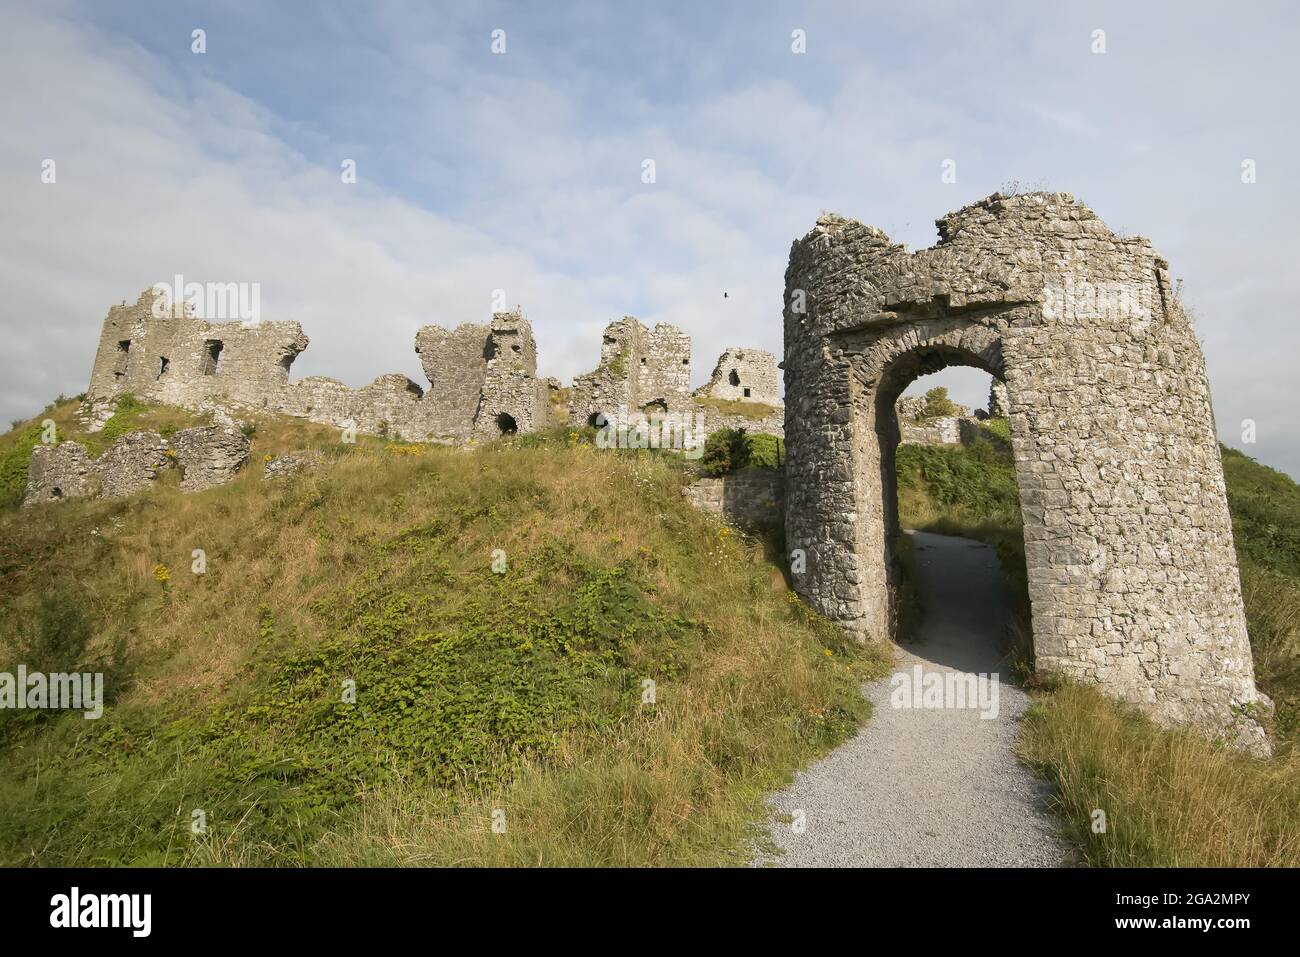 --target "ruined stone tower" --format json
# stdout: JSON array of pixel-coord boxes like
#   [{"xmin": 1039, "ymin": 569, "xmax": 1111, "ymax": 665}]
[
  {"xmin": 568, "ymin": 317, "xmax": 692, "ymax": 427},
  {"xmin": 569, "ymin": 318, "xmax": 784, "ymax": 437},
  {"xmin": 782, "ymin": 191, "xmax": 1269, "ymax": 751},
  {"xmin": 695, "ymin": 348, "xmax": 781, "ymax": 405}
]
